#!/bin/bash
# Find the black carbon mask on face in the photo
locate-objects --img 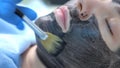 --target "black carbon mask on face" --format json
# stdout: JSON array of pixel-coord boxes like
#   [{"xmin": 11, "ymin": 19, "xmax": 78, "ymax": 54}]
[
  {"xmin": 35, "ymin": 2, "xmax": 120, "ymax": 68},
  {"xmin": 35, "ymin": 12, "xmax": 65, "ymax": 38}
]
